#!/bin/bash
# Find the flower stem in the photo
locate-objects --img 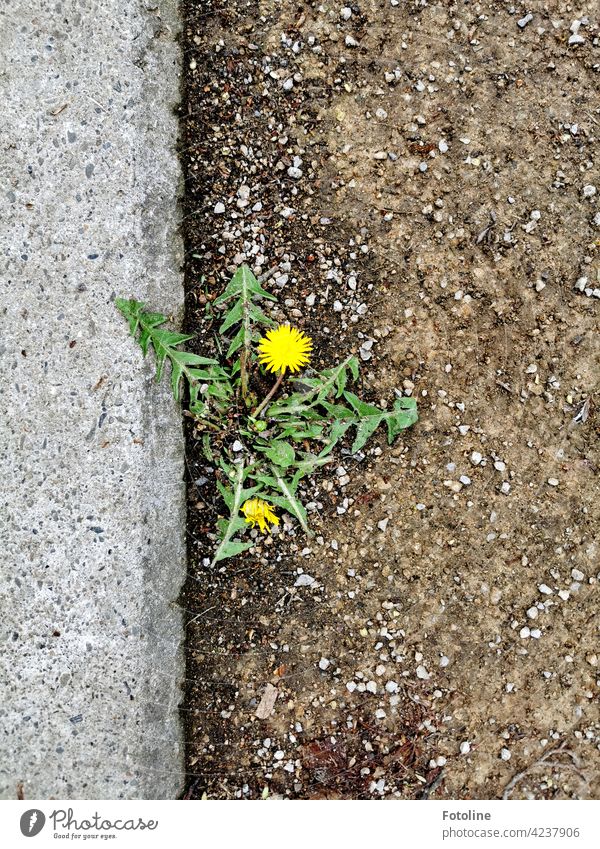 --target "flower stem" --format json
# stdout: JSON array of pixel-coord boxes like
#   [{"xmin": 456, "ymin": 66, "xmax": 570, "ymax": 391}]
[{"xmin": 251, "ymin": 371, "xmax": 285, "ymax": 419}]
